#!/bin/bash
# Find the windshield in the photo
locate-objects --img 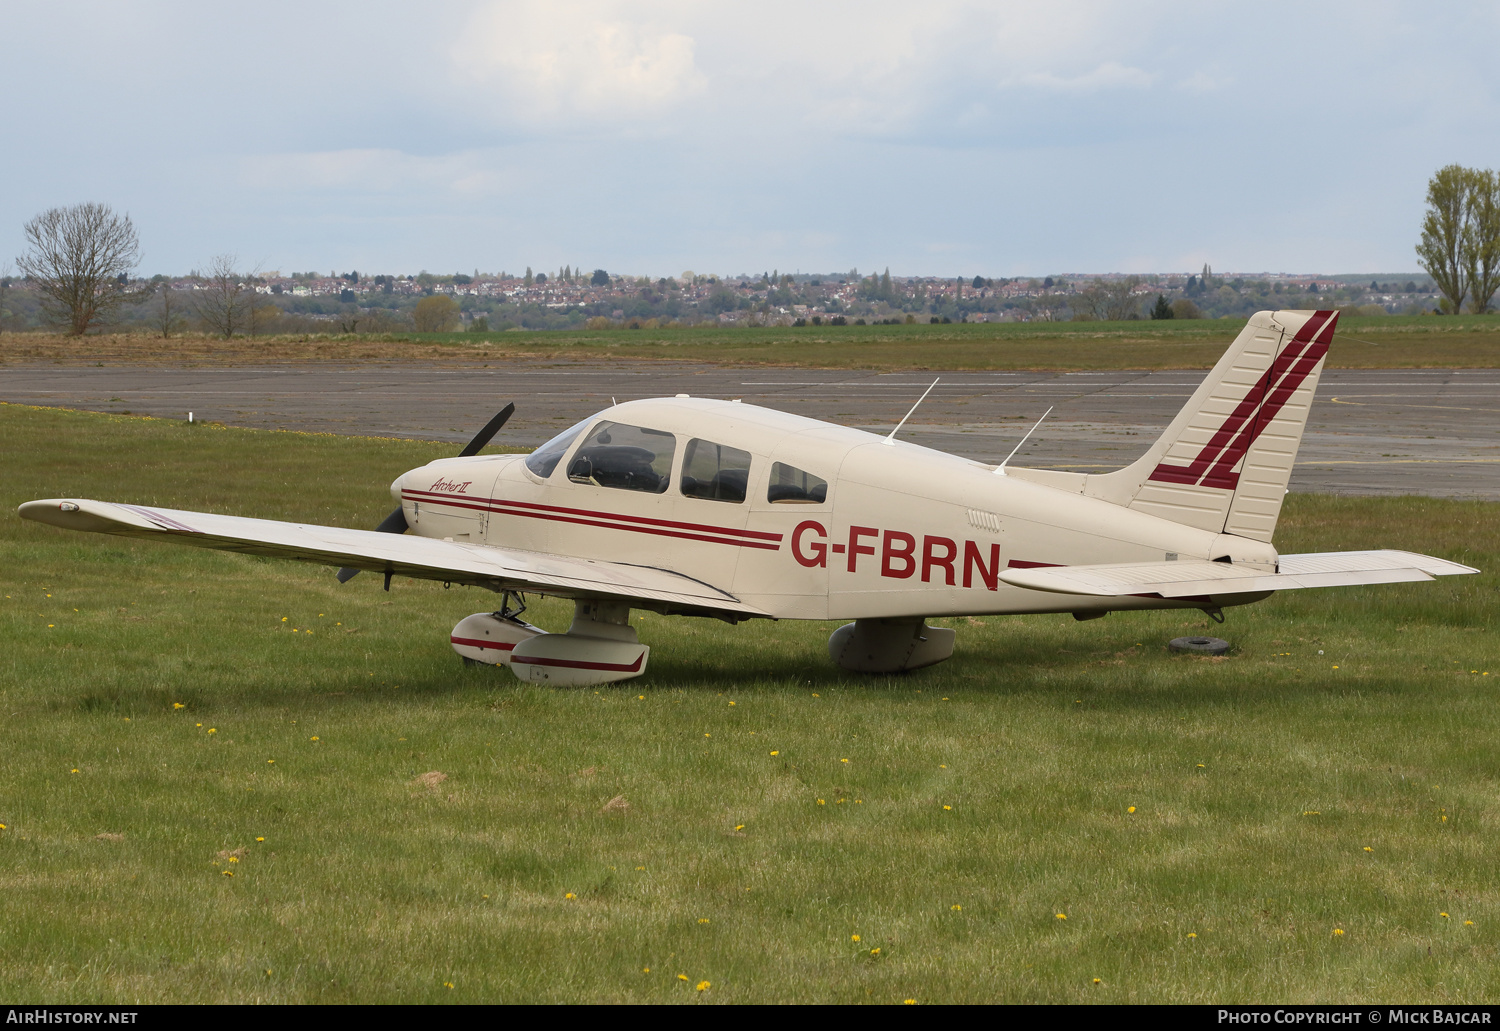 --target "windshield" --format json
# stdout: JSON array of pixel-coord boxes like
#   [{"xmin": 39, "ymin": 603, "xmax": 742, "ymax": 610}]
[{"xmin": 524, "ymin": 417, "xmax": 592, "ymax": 478}]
